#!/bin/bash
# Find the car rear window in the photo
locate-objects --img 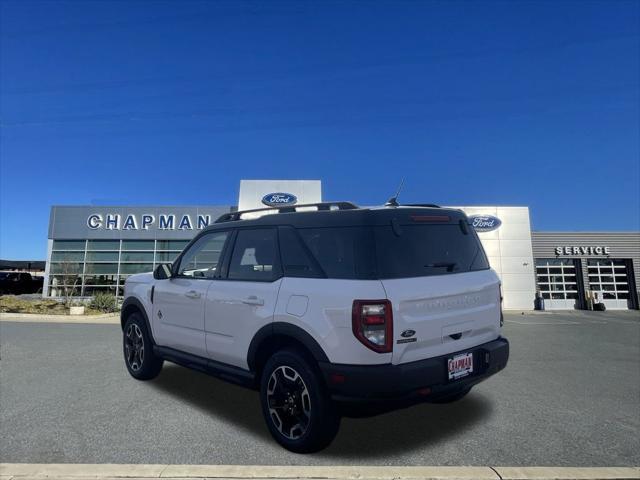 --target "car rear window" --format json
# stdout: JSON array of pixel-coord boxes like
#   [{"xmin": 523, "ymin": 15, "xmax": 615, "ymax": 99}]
[
  {"xmin": 294, "ymin": 222, "xmax": 488, "ymax": 280},
  {"xmin": 374, "ymin": 224, "xmax": 489, "ymax": 279}
]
